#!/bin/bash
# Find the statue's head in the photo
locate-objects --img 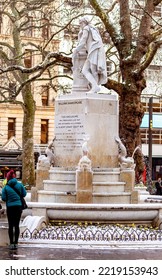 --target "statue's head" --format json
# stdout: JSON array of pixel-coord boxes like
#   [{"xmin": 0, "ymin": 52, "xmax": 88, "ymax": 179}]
[{"xmin": 79, "ymin": 16, "xmax": 90, "ymax": 25}]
